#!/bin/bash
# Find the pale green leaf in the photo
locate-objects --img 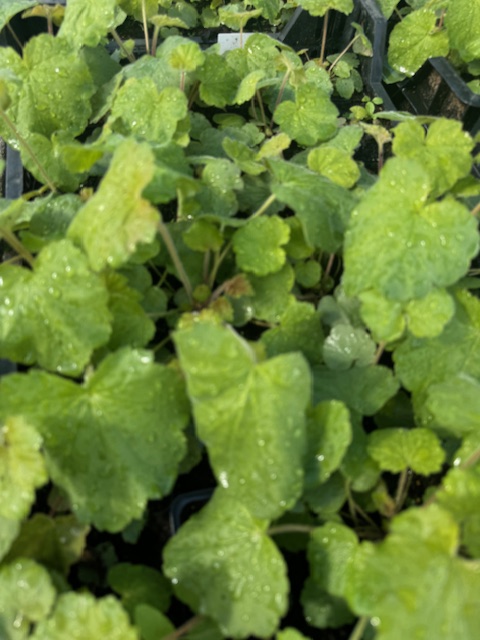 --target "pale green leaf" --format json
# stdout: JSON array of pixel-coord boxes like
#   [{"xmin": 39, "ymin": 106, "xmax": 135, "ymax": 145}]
[
  {"xmin": 358, "ymin": 290, "xmax": 405, "ymax": 343},
  {"xmin": 108, "ymin": 564, "xmax": 171, "ymax": 616},
  {"xmin": 405, "ymin": 288, "xmax": 455, "ymax": 337},
  {"xmin": 182, "ymin": 220, "xmax": 223, "ymax": 252},
  {"xmin": 133, "ymin": 605, "xmax": 174, "ymax": 640},
  {"xmin": 394, "ymin": 290, "xmax": 480, "ymax": 394},
  {"xmin": 109, "ymin": 78, "xmax": 188, "ymax": 143},
  {"xmin": 273, "ymin": 83, "xmax": 338, "ymax": 146},
  {"xmin": 295, "ymin": 0, "xmax": 353, "ymax": 17},
  {"xmin": 235, "ymin": 69, "xmax": 267, "ymax": 104},
  {"xmin": 0, "ymin": 240, "xmax": 111, "ymax": 375},
  {"xmin": 174, "ymin": 319, "xmax": 310, "ymax": 520},
  {"xmin": 168, "ymin": 41, "xmax": 205, "ymax": 71},
  {"xmin": 232, "ymin": 216, "xmax": 290, "ymax": 276},
  {"xmin": 0, "ymin": 349, "xmax": 189, "ymax": 531},
  {"xmin": 163, "ymin": 491, "xmax": 288, "ymax": 639},
  {"xmin": 388, "ymin": 8, "xmax": 450, "ymax": 76},
  {"xmin": 343, "ymin": 158, "xmax": 479, "ymax": 302},
  {"xmin": 32, "ymin": 593, "xmax": 138, "ymax": 640},
  {"xmin": 305, "ymin": 401, "xmax": 352, "ymax": 486},
  {"xmin": 392, "ymin": 119, "xmax": 473, "ymax": 197},
  {"xmin": 0, "ymin": 417, "xmax": 47, "ymax": 521},
  {"xmin": 68, "ymin": 139, "xmax": 158, "ymax": 271},
  {"xmin": 308, "ymin": 146, "xmax": 360, "ymax": 188},
  {"xmin": 445, "ymin": 0, "xmax": 480, "ymax": 63},
  {"xmin": 0, "ymin": 559, "xmax": 56, "ymax": 640},
  {"xmin": 0, "ymin": 518, "xmax": 20, "ymax": 565},
  {"xmin": 21, "ymin": 35, "xmax": 95, "ymax": 137},
  {"xmin": 345, "ymin": 505, "xmax": 480, "ymax": 640},
  {"xmin": 367, "ymin": 427, "xmax": 445, "ymax": 475},
  {"xmin": 0, "ymin": 0, "xmax": 37, "ymax": 31},
  {"xmin": 222, "ymin": 138, "xmax": 265, "ymax": 175},
  {"xmin": 59, "ymin": 0, "xmax": 125, "ymax": 49},
  {"xmin": 261, "ymin": 301, "xmax": 324, "ymax": 364},
  {"xmin": 377, "ymin": 0, "xmax": 401, "ymax": 18},
  {"xmin": 437, "ymin": 465, "xmax": 480, "ymax": 557},
  {"xmin": 424, "ymin": 375, "xmax": 480, "ymax": 438}
]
